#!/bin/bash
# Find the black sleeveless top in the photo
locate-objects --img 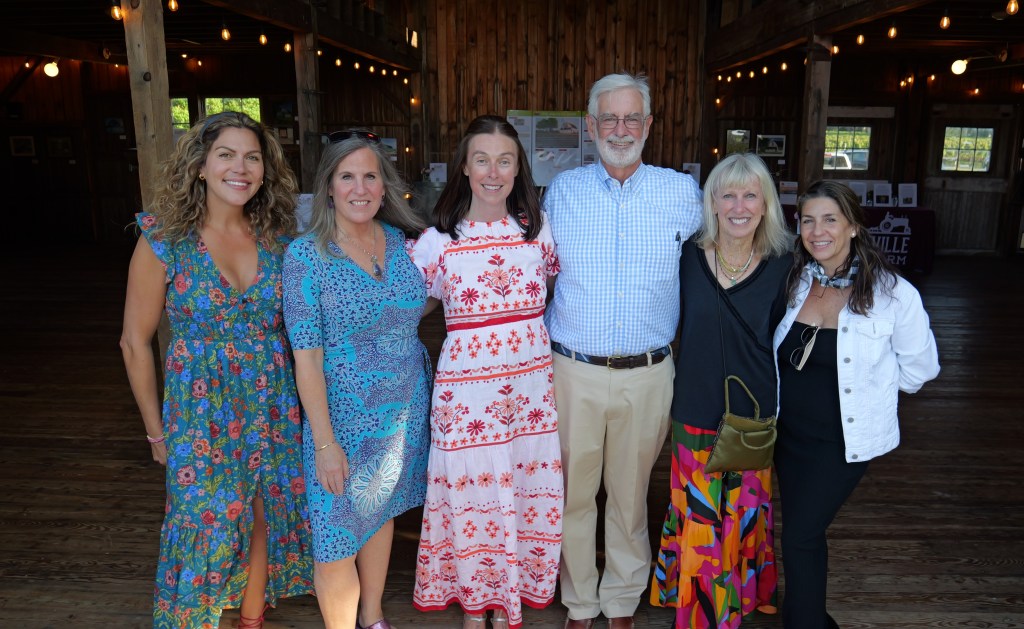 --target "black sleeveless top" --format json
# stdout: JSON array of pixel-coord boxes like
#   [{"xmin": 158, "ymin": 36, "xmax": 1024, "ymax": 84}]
[{"xmin": 777, "ymin": 321, "xmax": 843, "ymax": 442}]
